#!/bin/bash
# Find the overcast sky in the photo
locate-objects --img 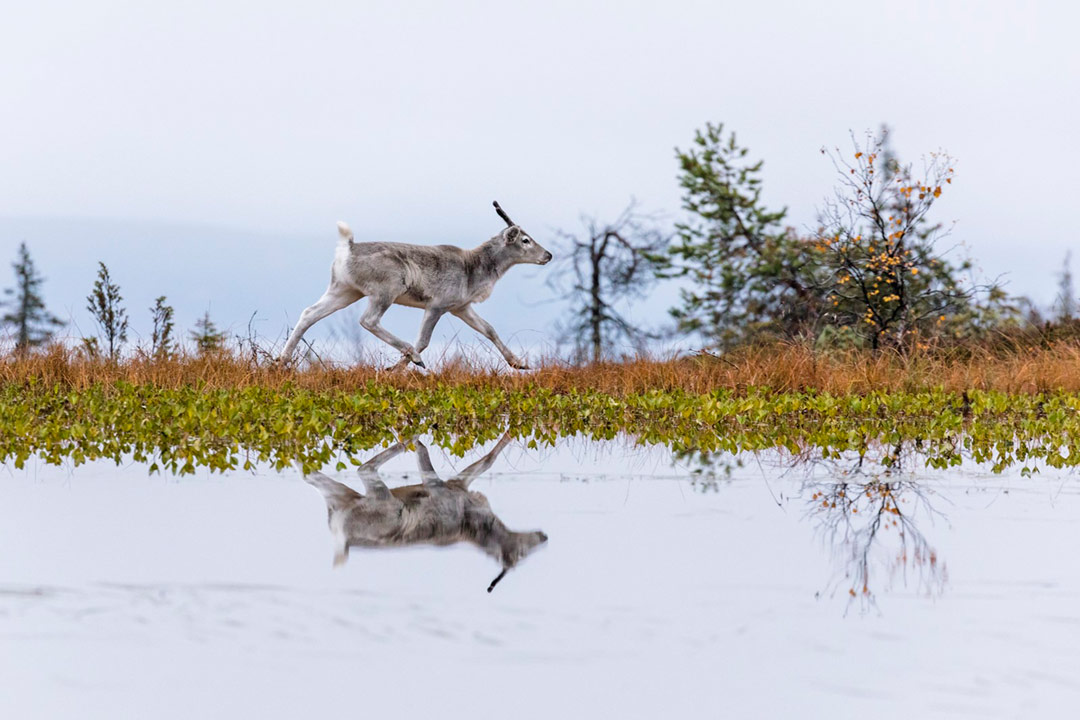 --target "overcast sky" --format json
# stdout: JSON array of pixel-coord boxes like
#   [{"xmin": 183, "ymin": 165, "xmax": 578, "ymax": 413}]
[{"xmin": 1, "ymin": 1, "xmax": 1077, "ymax": 358}]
